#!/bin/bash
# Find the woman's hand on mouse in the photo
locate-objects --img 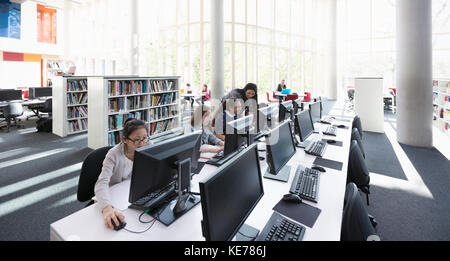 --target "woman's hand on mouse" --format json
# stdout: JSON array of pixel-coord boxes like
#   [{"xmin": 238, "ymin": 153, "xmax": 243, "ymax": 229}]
[{"xmin": 102, "ymin": 205, "xmax": 125, "ymax": 230}]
